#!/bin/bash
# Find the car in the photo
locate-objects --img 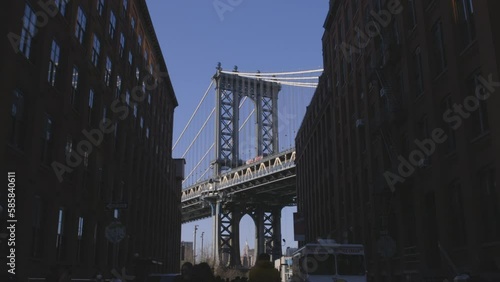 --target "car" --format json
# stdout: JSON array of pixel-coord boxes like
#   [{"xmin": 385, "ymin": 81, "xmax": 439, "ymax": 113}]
[{"xmin": 145, "ymin": 273, "xmax": 180, "ymax": 282}]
